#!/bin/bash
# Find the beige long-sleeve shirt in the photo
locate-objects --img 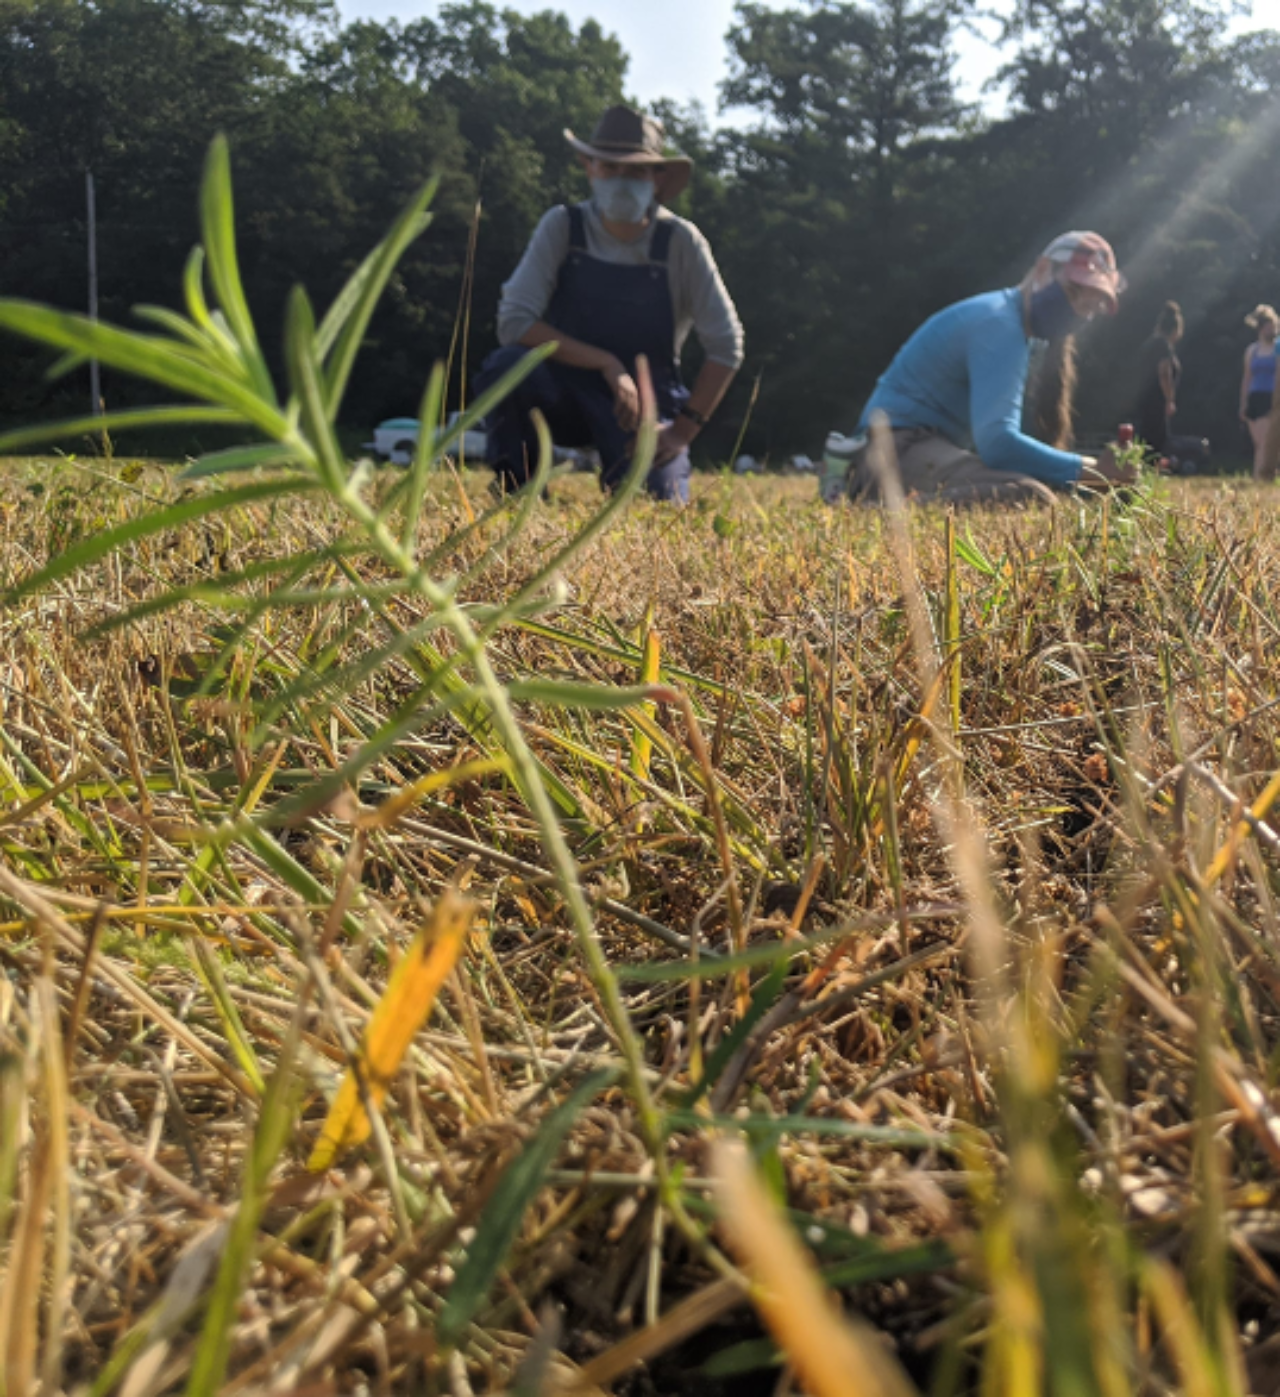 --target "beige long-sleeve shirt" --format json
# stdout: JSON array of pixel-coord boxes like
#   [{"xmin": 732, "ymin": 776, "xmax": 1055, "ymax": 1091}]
[{"xmin": 496, "ymin": 200, "xmax": 745, "ymax": 370}]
